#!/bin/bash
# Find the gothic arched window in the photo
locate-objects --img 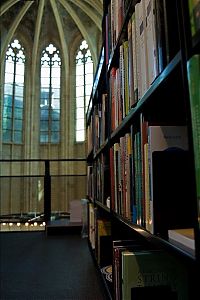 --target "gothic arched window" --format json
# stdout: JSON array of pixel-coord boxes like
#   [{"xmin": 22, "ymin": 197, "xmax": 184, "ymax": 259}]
[
  {"xmin": 75, "ymin": 40, "xmax": 93, "ymax": 142},
  {"xmin": 40, "ymin": 43, "xmax": 61, "ymax": 143},
  {"xmin": 3, "ymin": 39, "xmax": 25, "ymax": 143}
]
